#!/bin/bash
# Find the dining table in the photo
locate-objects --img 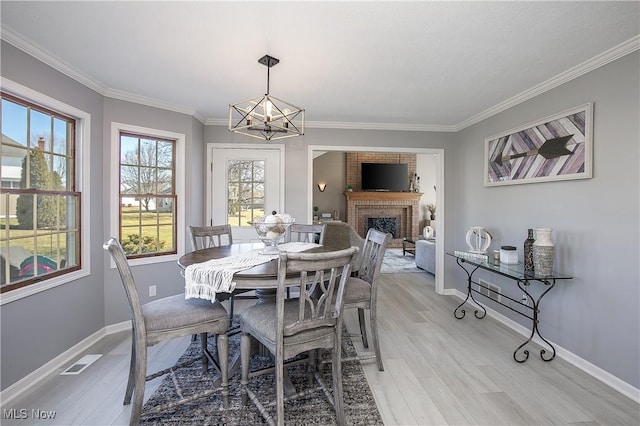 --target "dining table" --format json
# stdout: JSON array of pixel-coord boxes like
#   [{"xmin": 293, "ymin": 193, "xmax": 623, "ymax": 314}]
[
  {"xmin": 177, "ymin": 241, "xmax": 330, "ymax": 392},
  {"xmin": 177, "ymin": 241, "xmax": 327, "ymax": 302}
]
